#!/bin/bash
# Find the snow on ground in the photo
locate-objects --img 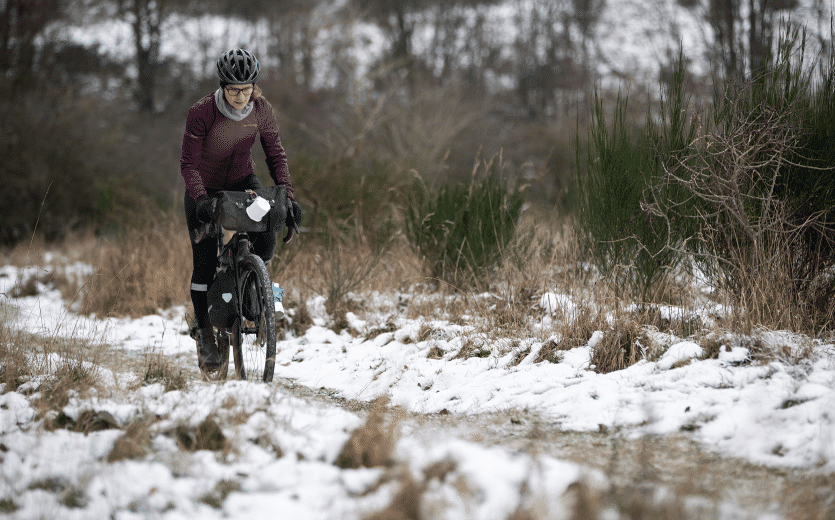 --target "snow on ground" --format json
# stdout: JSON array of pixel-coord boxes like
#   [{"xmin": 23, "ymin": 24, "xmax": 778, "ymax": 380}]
[
  {"xmin": 271, "ymin": 317, "xmax": 835, "ymax": 470},
  {"xmin": 2, "ymin": 262, "xmax": 834, "ymax": 518}
]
